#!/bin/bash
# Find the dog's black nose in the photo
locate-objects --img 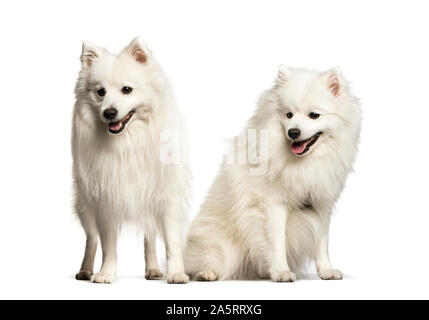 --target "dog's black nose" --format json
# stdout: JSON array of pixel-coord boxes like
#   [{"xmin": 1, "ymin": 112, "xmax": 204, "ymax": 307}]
[
  {"xmin": 288, "ymin": 128, "xmax": 301, "ymax": 140},
  {"xmin": 103, "ymin": 108, "xmax": 118, "ymax": 120}
]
